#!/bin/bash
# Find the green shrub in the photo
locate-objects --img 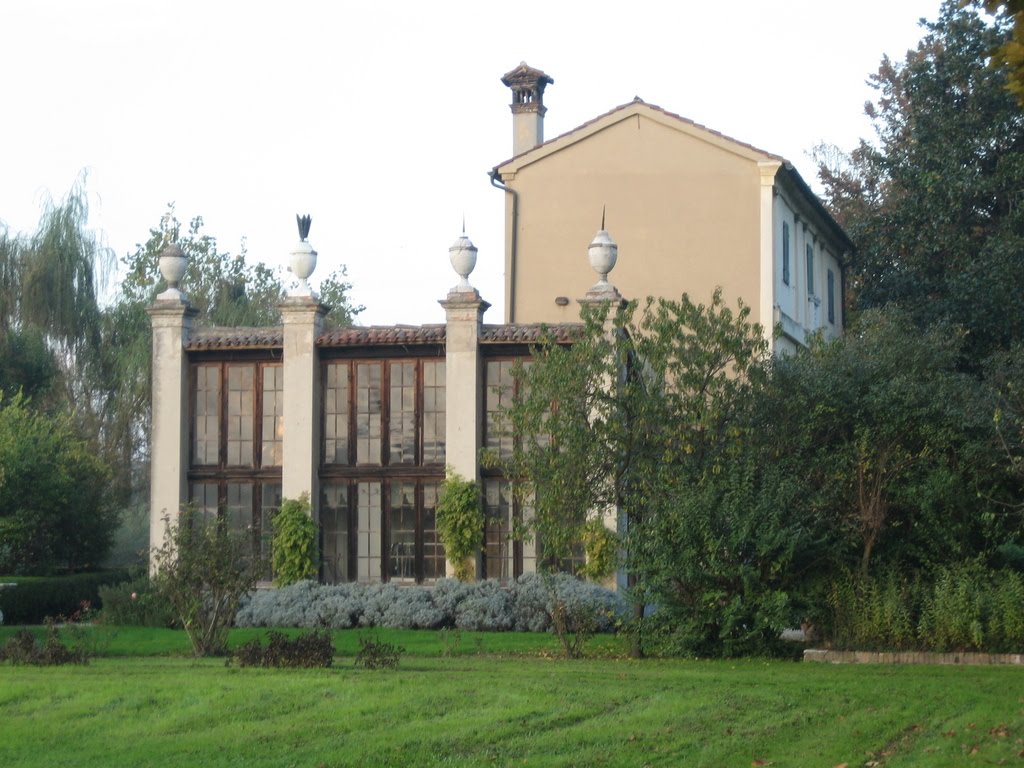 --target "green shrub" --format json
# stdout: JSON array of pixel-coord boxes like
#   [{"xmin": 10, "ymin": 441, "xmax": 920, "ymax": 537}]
[
  {"xmin": 987, "ymin": 570, "xmax": 1024, "ymax": 651},
  {"xmin": 919, "ymin": 564, "xmax": 985, "ymax": 651},
  {"xmin": 231, "ymin": 630, "xmax": 334, "ymax": 668},
  {"xmin": 820, "ymin": 564, "xmax": 1024, "ymax": 653},
  {"xmin": 824, "ymin": 570, "xmax": 918, "ymax": 651},
  {"xmin": 436, "ymin": 472, "xmax": 483, "ymax": 582},
  {"xmin": 97, "ymin": 573, "xmax": 177, "ymax": 628},
  {"xmin": 0, "ymin": 570, "xmax": 130, "ymax": 625},
  {"xmin": 271, "ymin": 494, "xmax": 318, "ymax": 587}
]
